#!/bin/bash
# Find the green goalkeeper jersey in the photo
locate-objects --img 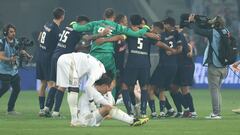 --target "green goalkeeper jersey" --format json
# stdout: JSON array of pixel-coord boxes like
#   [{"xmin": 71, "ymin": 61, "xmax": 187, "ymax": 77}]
[{"xmin": 72, "ymin": 20, "xmax": 149, "ymax": 53}]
